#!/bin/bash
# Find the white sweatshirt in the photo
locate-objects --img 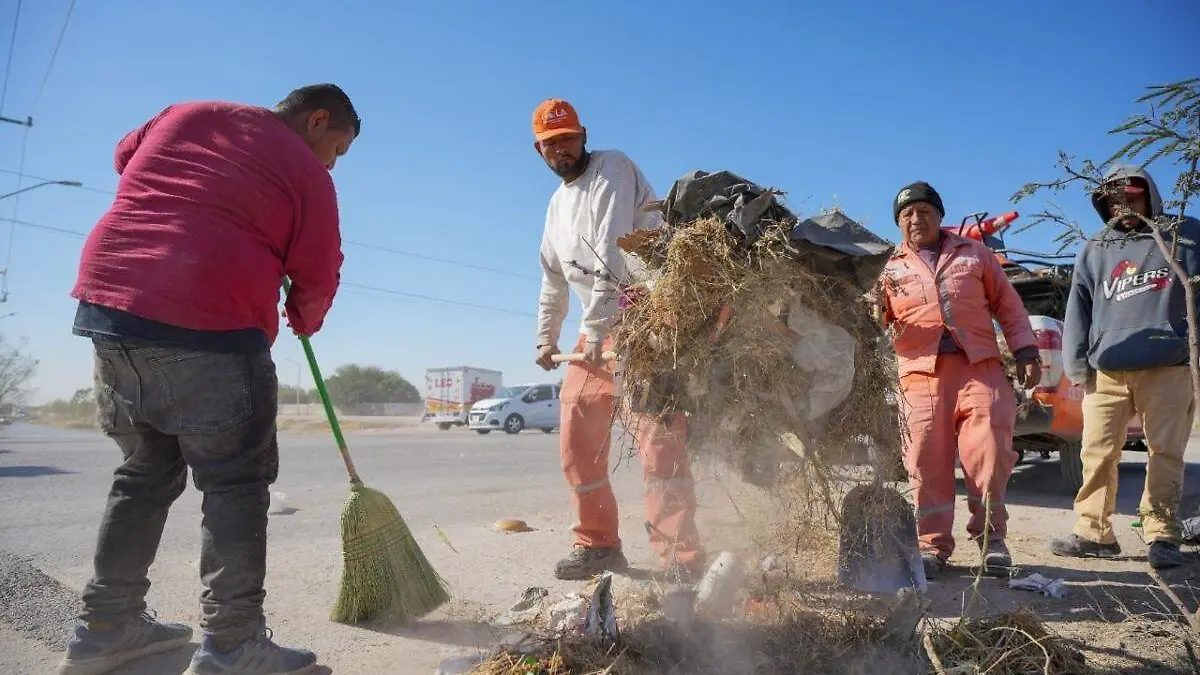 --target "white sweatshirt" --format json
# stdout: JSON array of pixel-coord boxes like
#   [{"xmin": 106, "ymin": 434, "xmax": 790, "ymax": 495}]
[{"xmin": 536, "ymin": 149, "xmax": 660, "ymax": 347}]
